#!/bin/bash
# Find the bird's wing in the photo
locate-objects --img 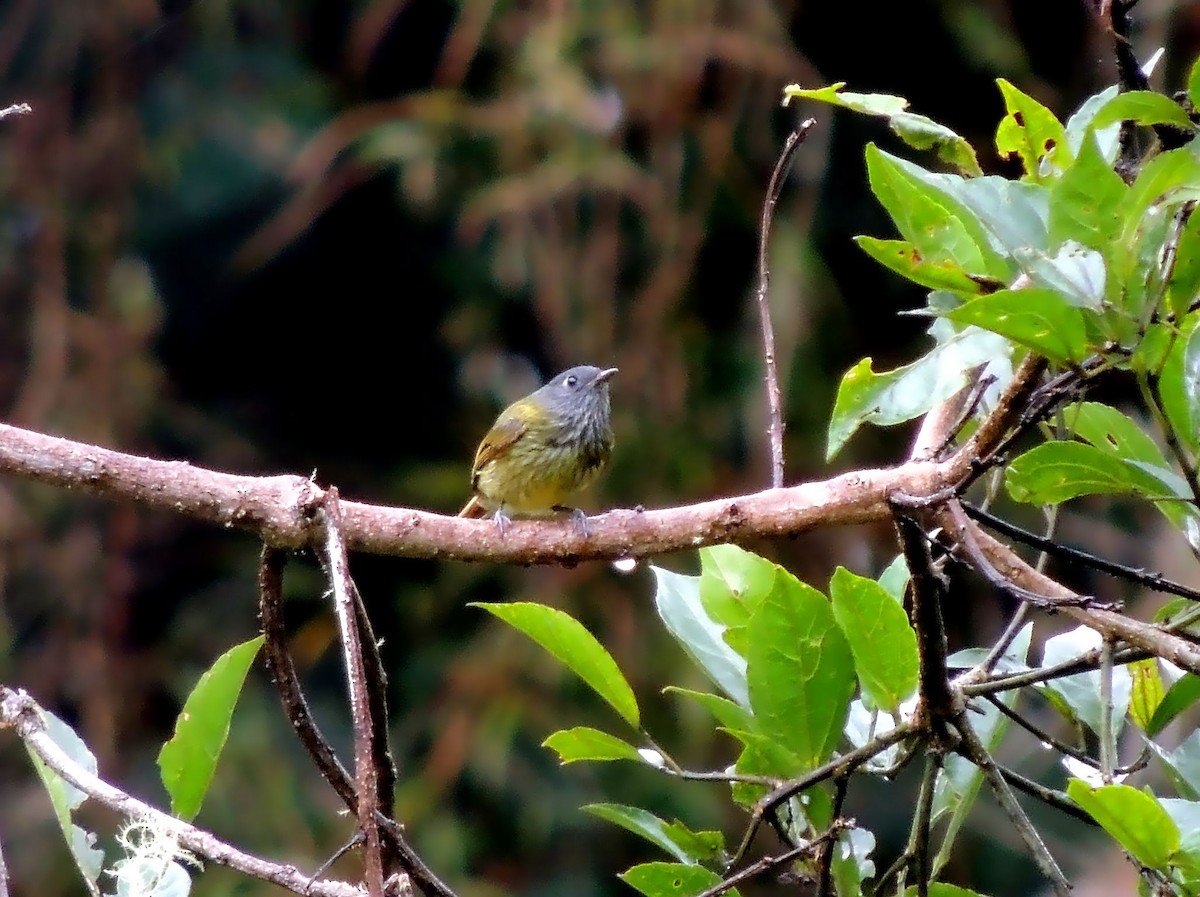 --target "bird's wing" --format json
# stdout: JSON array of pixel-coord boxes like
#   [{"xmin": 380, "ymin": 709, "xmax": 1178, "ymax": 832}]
[{"xmin": 471, "ymin": 413, "xmax": 528, "ymax": 484}]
